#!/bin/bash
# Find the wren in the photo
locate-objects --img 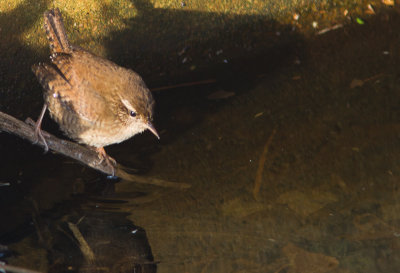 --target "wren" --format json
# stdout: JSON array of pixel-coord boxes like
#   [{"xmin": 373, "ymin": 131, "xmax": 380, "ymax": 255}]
[{"xmin": 32, "ymin": 8, "xmax": 159, "ymax": 172}]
